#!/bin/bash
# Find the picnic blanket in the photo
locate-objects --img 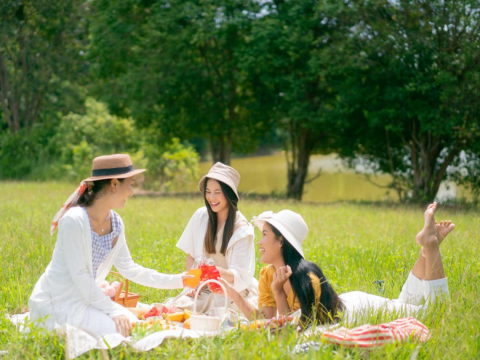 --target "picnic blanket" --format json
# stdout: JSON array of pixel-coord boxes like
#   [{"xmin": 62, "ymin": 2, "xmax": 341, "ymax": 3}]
[
  {"xmin": 7, "ymin": 312, "xmax": 229, "ymax": 359},
  {"xmin": 294, "ymin": 317, "xmax": 429, "ymax": 353},
  {"xmin": 8, "ymin": 313, "xmax": 429, "ymax": 358}
]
